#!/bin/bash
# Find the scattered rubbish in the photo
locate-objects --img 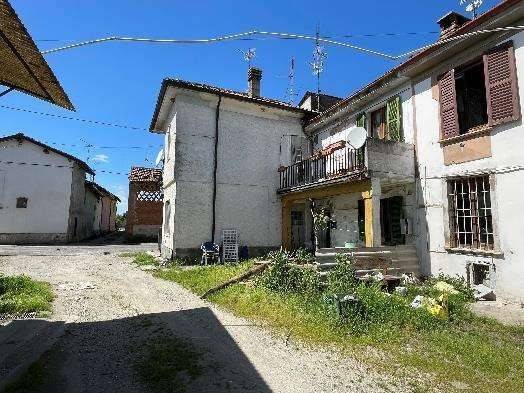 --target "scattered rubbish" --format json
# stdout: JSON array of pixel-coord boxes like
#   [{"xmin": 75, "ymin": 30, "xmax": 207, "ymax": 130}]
[
  {"xmin": 395, "ymin": 286, "xmax": 407, "ymax": 296},
  {"xmin": 401, "ymin": 273, "xmax": 418, "ymax": 285},
  {"xmin": 434, "ymin": 281, "xmax": 459, "ymax": 295},
  {"xmin": 411, "ymin": 294, "xmax": 447, "ymax": 319},
  {"xmin": 411, "ymin": 295, "xmax": 424, "ymax": 308},
  {"xmin": 473, "ymin": 284, "xmax": 496, "ymax": 301}
]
